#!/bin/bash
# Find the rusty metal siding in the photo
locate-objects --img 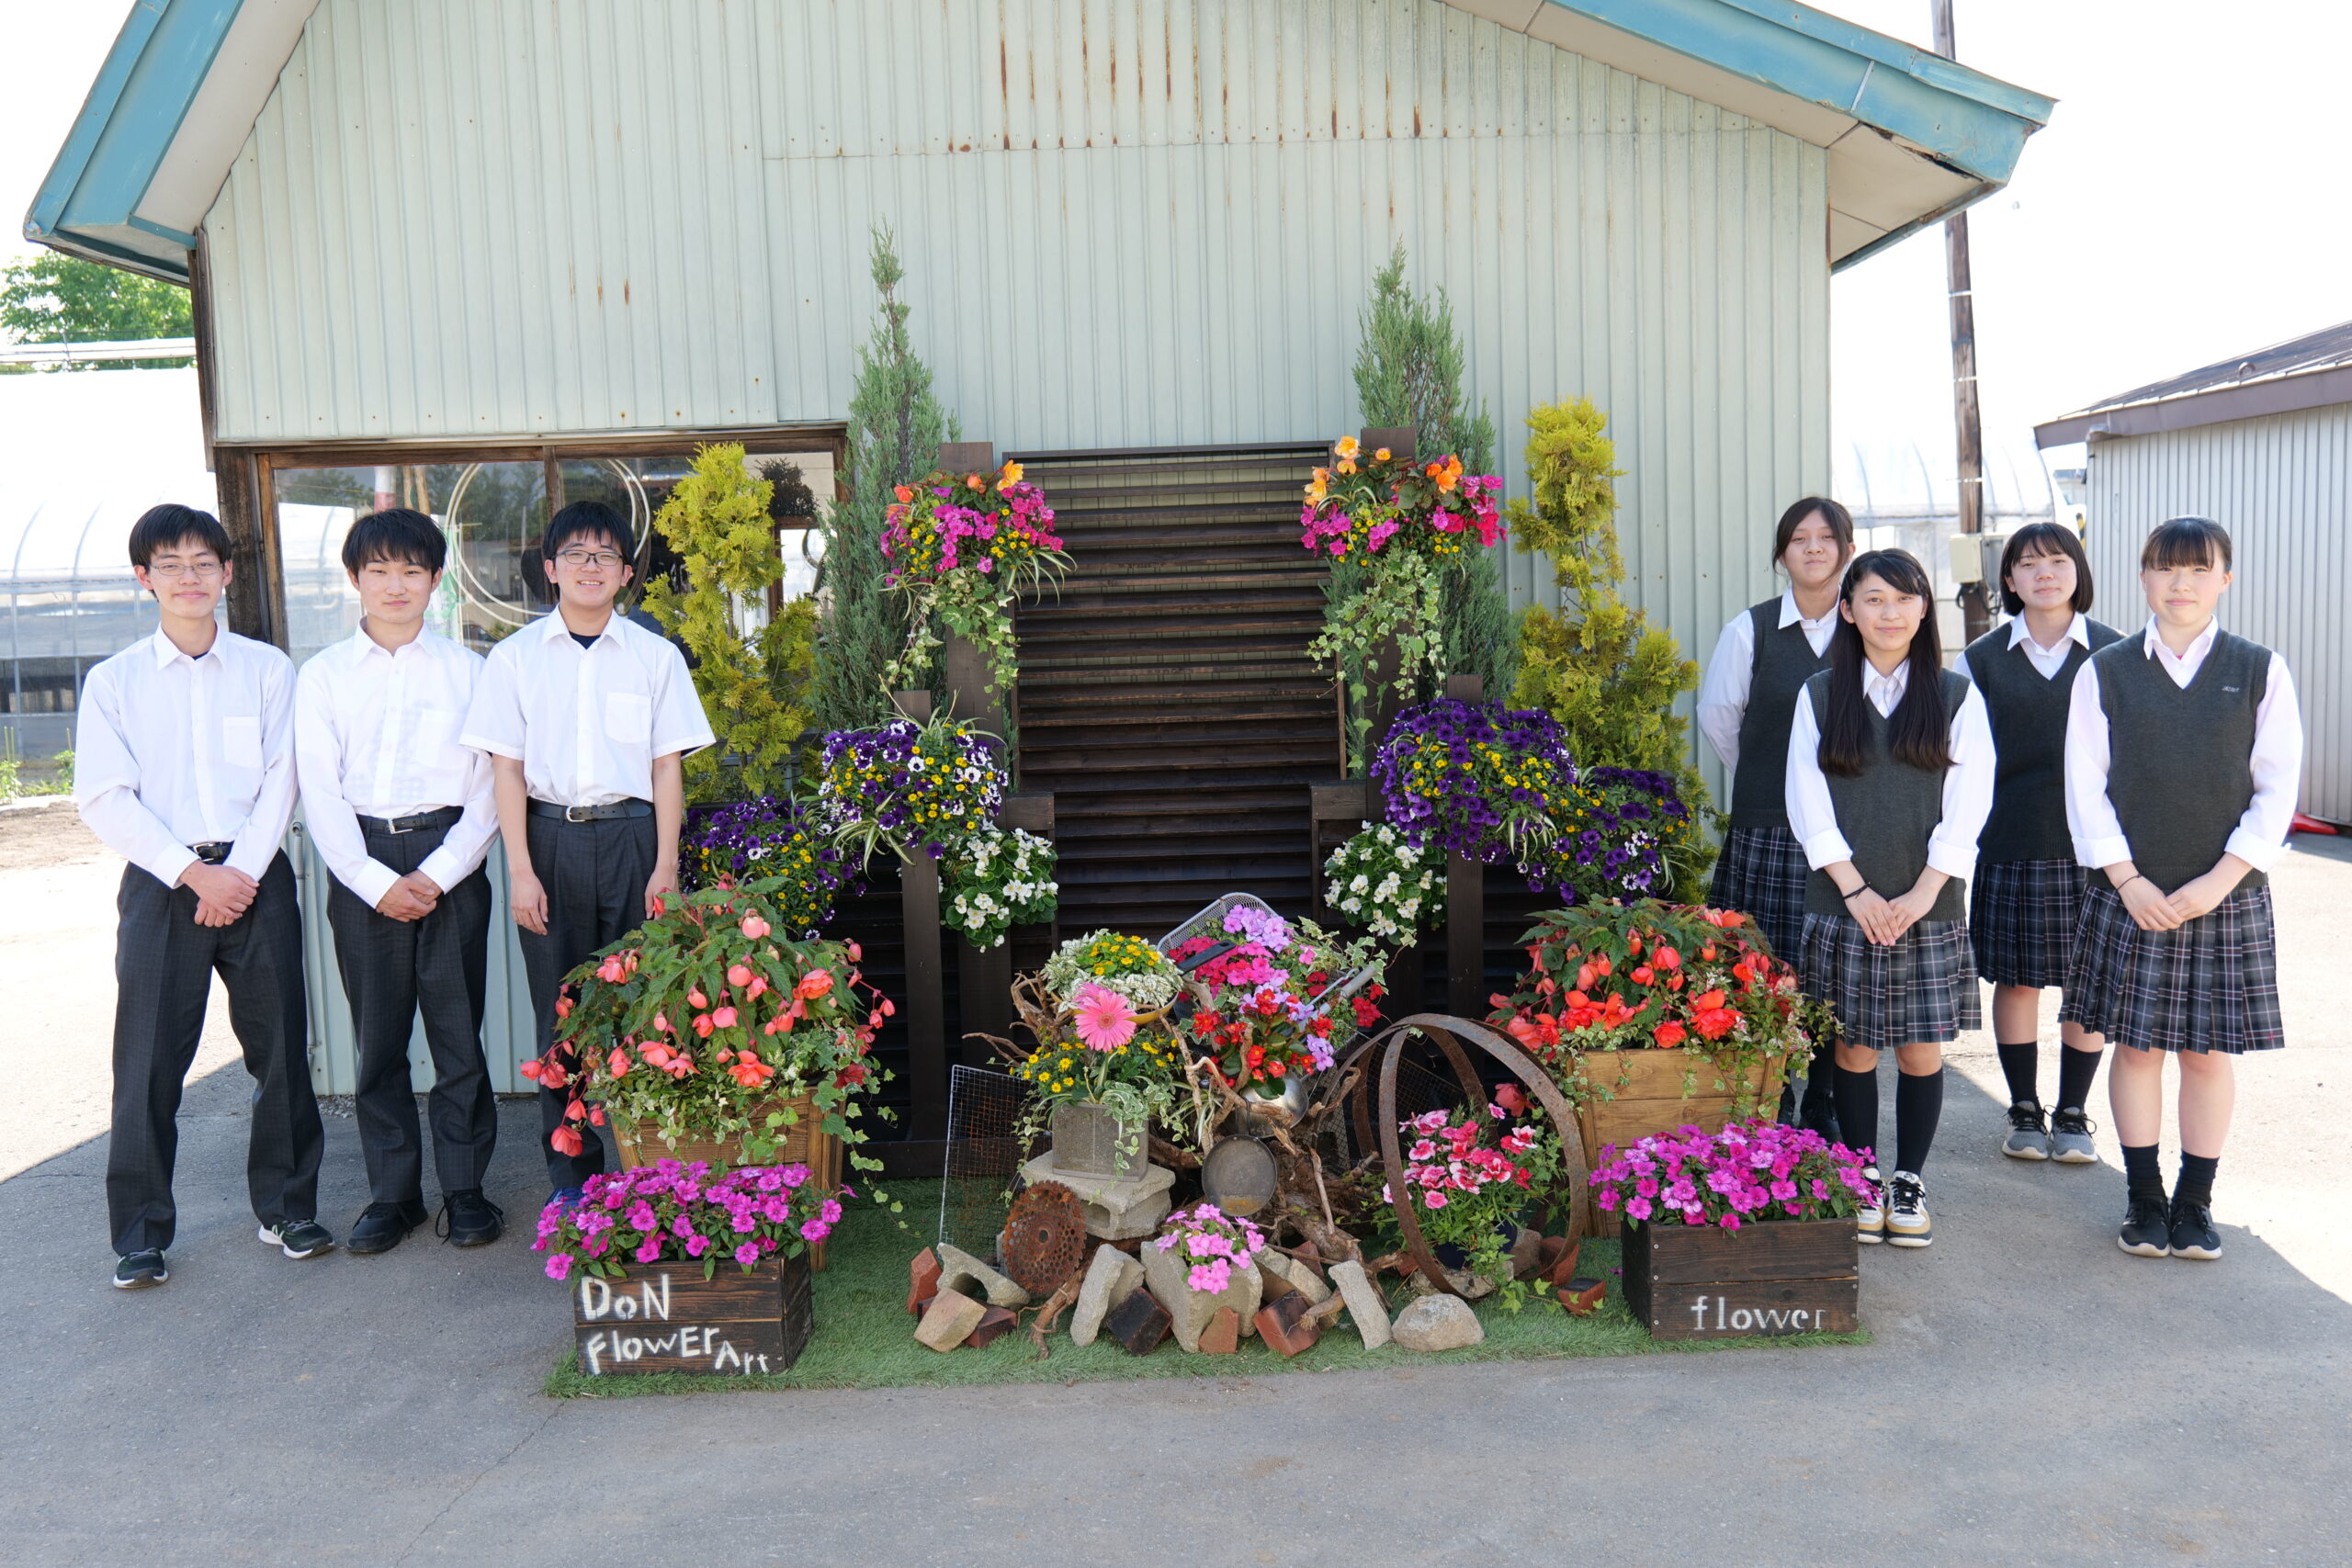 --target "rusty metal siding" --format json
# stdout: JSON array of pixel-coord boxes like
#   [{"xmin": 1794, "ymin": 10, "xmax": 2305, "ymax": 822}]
[{"xmin": 2082, "ymin": 406, "xmax": 2352, "ymax": 823}]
